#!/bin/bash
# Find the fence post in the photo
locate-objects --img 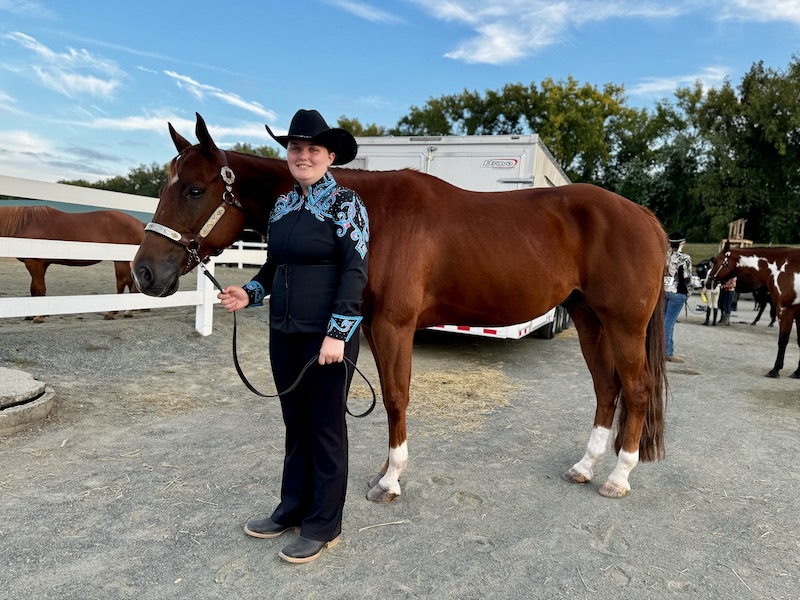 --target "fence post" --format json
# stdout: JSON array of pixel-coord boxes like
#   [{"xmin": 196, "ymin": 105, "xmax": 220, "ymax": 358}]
[{"xmin": 195, "ymin": 264, "xmax": 216, "ymax": 336}]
